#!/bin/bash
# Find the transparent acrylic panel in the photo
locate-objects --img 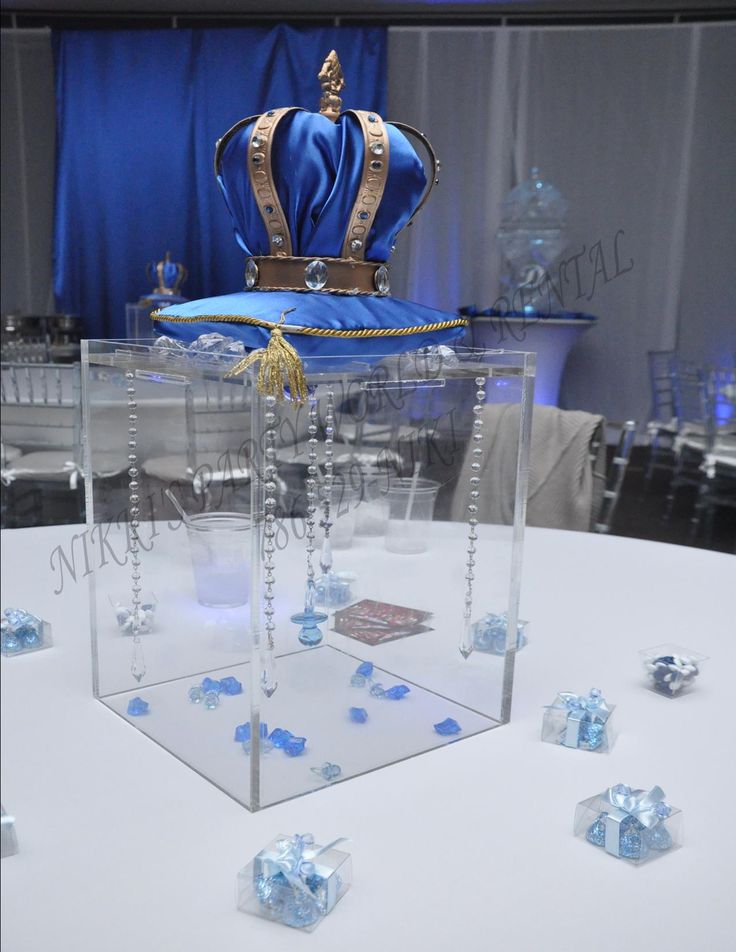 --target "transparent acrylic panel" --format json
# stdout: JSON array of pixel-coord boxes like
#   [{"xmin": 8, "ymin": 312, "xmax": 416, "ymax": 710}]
[{"xmin": 83, "ymin": 341, "xmax": 534, "ymax": 810}]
